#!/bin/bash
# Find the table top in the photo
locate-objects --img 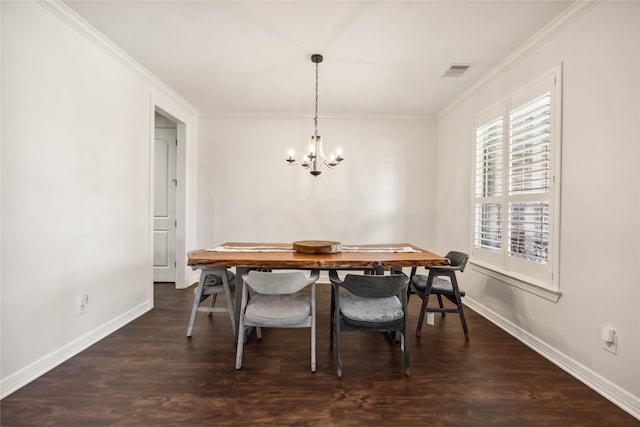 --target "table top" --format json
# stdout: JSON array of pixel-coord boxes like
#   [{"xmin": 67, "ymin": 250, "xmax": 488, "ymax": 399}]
[{"xmin": 187, "ymin": 242, "xmax": 449, "ymax": 270}]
